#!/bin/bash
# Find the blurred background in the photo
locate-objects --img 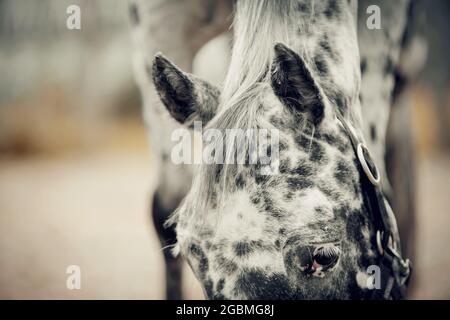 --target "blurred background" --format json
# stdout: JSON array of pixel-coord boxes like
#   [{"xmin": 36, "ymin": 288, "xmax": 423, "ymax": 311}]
[{"xmin": 0, "ymin": 0, "xmax": 448, "ymax": 299}]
